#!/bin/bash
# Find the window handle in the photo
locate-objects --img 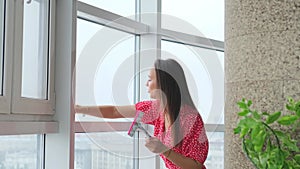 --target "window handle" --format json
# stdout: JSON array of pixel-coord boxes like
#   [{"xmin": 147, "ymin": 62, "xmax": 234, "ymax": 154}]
[{"xmin": 26, "ymin": 0, "xmax": 32, "ymax": 4}]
